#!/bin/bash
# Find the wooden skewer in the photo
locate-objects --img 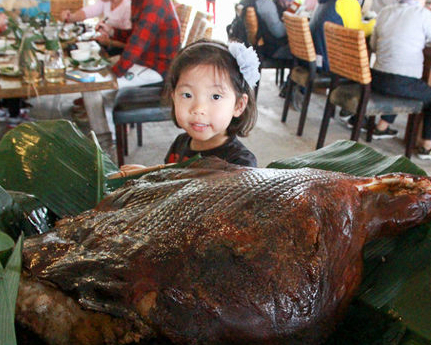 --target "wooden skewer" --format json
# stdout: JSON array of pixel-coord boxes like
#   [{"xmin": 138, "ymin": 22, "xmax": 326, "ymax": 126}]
[{"xmin": 107, "ymin": 163, "xmax": 176, "ymax": 179}]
